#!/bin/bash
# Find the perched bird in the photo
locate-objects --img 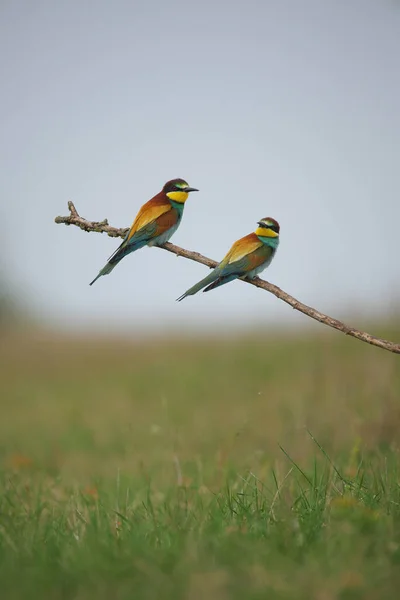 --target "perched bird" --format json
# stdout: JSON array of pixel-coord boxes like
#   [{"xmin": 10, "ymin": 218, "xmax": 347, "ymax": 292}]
[
  {"xmin": 177, "ymin": 217, "xmax": 280, "ymax": 301},
  {"xmin": 90, "ymin": 178, "xmax": 198, "ymax": 285}
]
